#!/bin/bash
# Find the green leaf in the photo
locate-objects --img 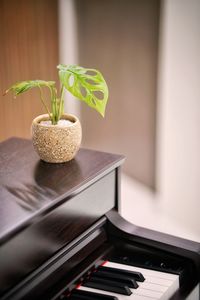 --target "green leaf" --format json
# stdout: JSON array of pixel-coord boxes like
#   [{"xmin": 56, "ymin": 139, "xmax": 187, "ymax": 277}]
[
  {"xmin": 57, "ymin": 64, "xmax": 109, "ymax": 117},
  {"xmin": 5, "ymin": 80, "xmax": 55, "ymax": 97}
]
